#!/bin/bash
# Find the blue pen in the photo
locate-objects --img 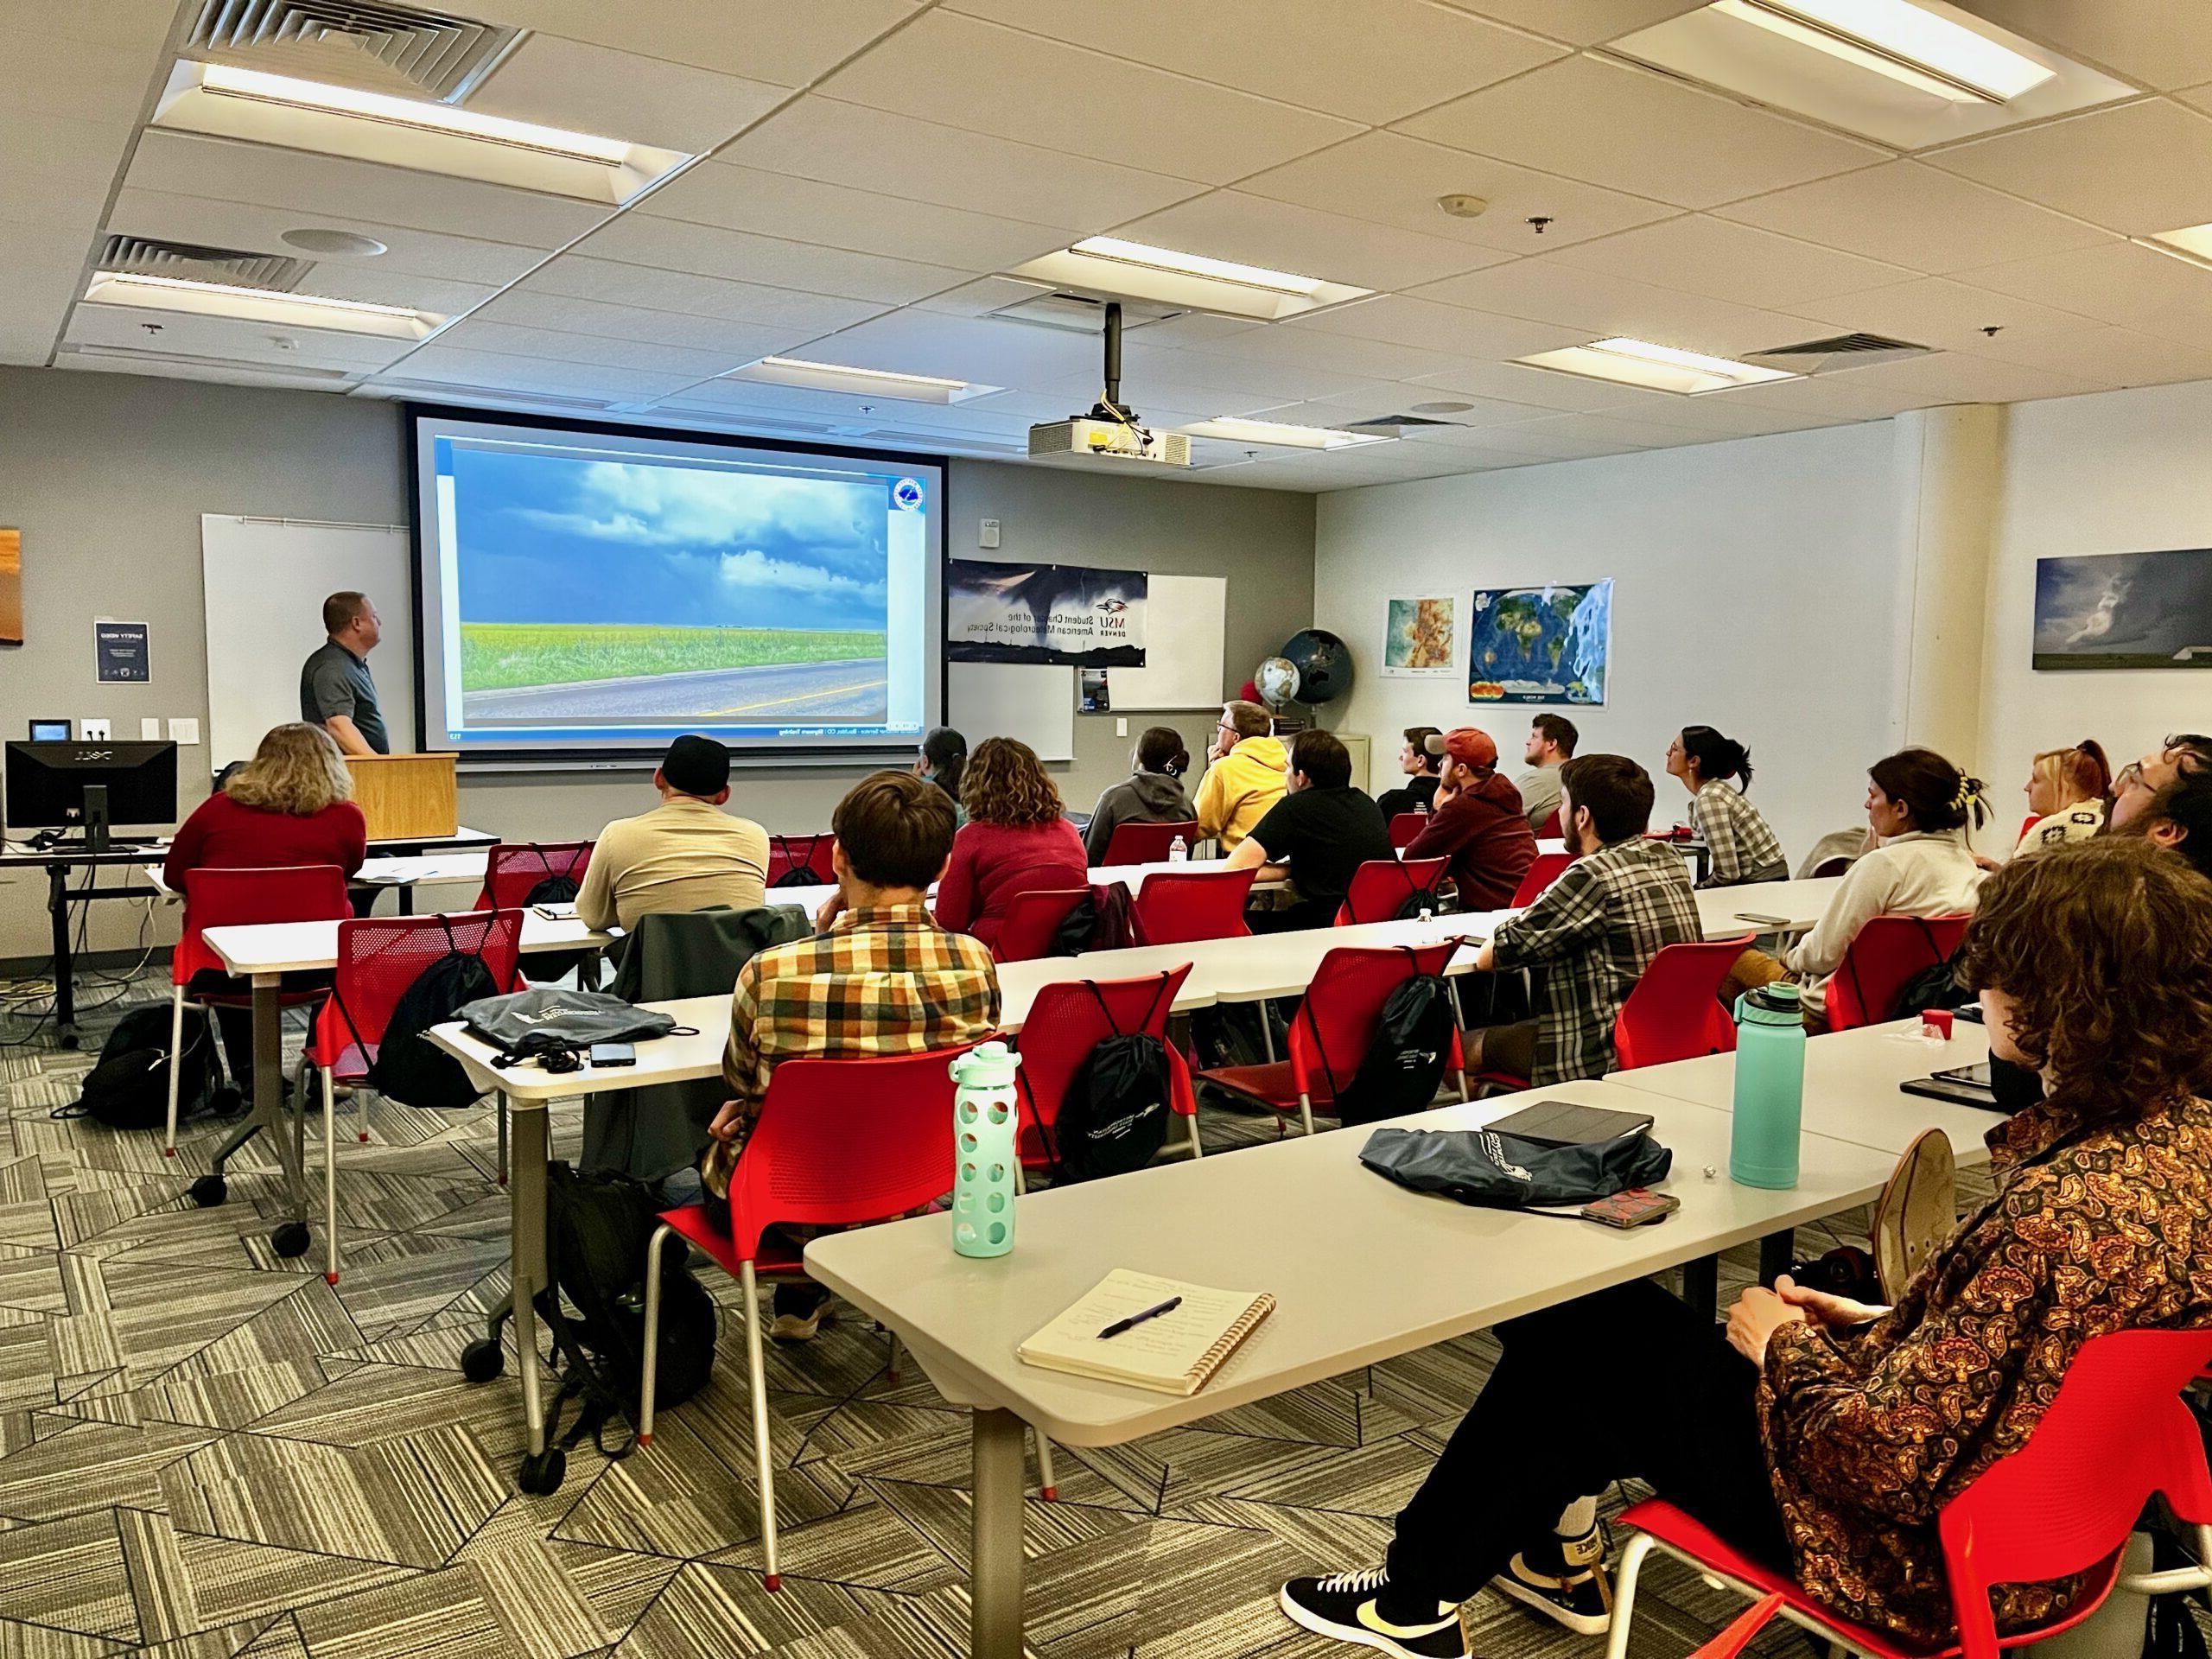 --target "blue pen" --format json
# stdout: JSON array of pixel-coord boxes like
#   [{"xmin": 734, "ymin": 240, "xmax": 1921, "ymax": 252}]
[{"xmin": 1097, "ymin": 1295, "xmax": 1181, "ymax": 1340}]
